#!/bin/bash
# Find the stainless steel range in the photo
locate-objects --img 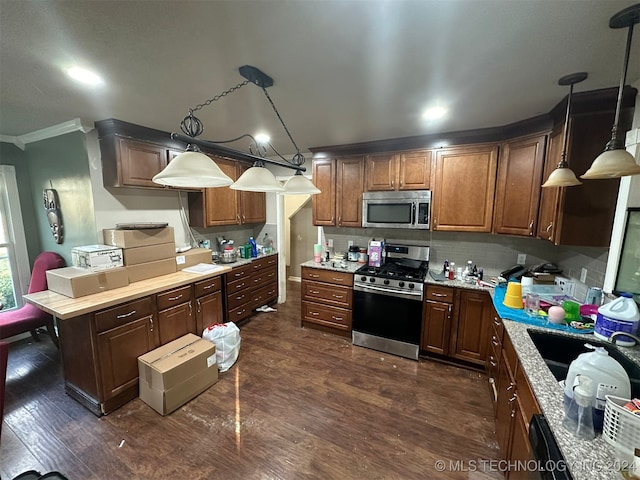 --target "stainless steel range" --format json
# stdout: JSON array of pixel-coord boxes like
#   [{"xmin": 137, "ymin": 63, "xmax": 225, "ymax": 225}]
[{"xmin": 352, "ymin": 243, "xmax": 429, "ymax": 360}]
